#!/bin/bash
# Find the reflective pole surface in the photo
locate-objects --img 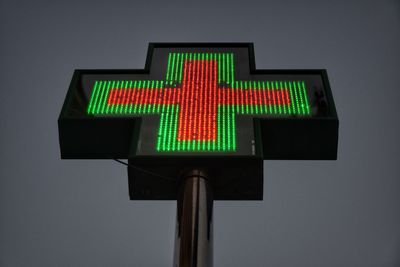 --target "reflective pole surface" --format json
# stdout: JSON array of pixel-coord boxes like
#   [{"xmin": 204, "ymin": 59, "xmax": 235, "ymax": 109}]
[{"xmin": 174, "ymin": 169, "xmax": 213, "ymax": 267}]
